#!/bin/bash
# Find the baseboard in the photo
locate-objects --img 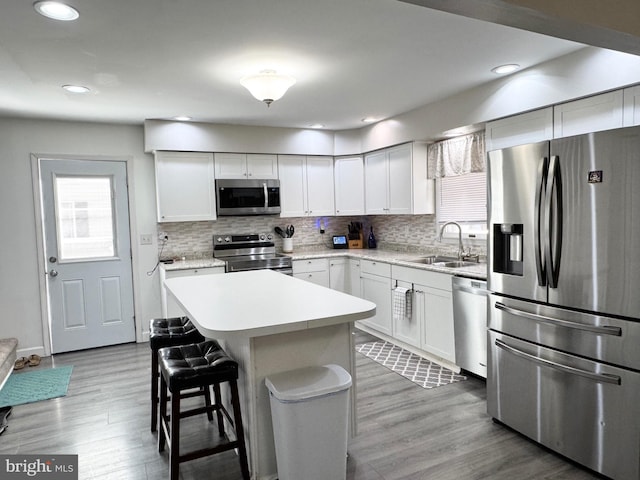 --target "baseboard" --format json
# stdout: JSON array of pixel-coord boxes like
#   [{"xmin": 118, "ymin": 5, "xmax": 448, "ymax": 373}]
[{"xmin": 16, "ymin": 346, "xmax": 46, "ymax": 359}]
